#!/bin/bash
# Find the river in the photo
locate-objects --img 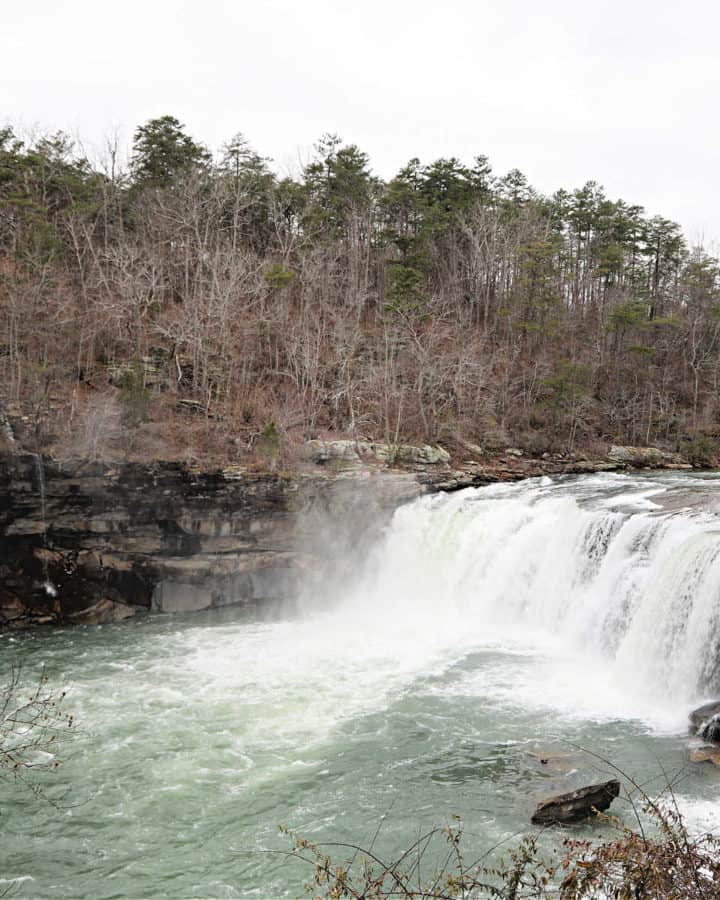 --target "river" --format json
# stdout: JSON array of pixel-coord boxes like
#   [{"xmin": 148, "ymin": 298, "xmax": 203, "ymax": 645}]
[{"xmin": 2, "ymin": 472, "xmax": 720, "ymax": 897}]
